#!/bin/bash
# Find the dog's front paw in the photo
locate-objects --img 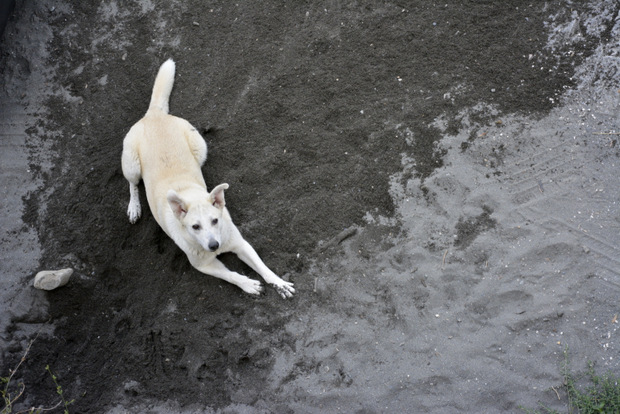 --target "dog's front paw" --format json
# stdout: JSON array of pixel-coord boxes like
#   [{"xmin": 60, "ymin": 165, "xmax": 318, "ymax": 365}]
[
  {"xmin": 240, "ymin": 278, "xmax": 263, "ymax": 295},
  {"xmin": 127, "ymin": 202, "xmax": 141, "ymax": 224},
  {"xmin": 272, "ymin": 277, "xmax": 295, "ymax": 299}
]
